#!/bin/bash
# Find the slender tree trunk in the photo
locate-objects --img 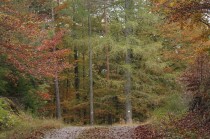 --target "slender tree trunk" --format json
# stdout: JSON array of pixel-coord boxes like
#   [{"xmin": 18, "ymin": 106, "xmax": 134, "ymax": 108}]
[
  {"xmin": 104, "ymin": 0, "xmax": 110, "ymax": 80},
  {"xmin": 71, "ymin": 0, "xmax": 80, "ymax": 100},
  {"xmin": 124, "ymin": 0, "xmax": 132, "ymax": 124},
  {"xmin": 106, "ymin": 48, "xmax": 110, "ymax": 80},
  {"xmin": 88, "ymin": 0, "xmax": 94, "ymax": 125},
  {"xmin": 54, "ymin": 73, "xmax": 62, "ymax": 119},
  {"xmin": 104, "ymin": 1, "xmax": 110, "ymax": 124},
  {"xmin": 82, "ymin": 52, "xmax": 85, "ymax": 89},
  {"xmin": 125, "ymin": 49, "xmax": 132, "ymax": 124},
  {"xmin": 66, "ymin": 78, "xmax": 69, "ymax": 97},
  {"xmin": 82, "ymin": 50, "xmax": 86, "ymax": 124},
  {"xmin": 74, "ymin": 47, "xmax": 80, "ymax": 99},
  {"xmin": 52, "ymin": 4, "xmax": 62, "ymax": 119}
]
